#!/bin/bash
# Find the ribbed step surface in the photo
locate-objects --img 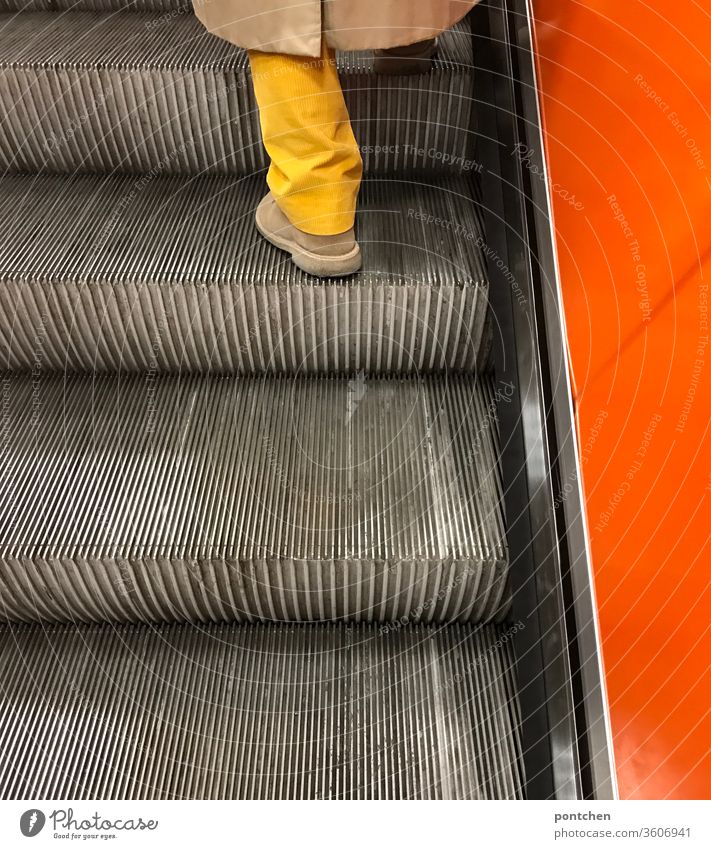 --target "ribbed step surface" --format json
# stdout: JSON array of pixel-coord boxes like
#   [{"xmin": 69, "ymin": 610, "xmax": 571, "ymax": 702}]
[
  {"xmin": 0, "ymin": 0, "xmax": 187, "ymax": 9},
  {"xmin": 0, "ymin": 173, "xmax": 490, "ymax": 374},
  {"xmin": 0, "ymin": 11, "xmax": 476, "ymax": 176},
  {"xmin": 0, "ymin": 371, "xmax": 508, "ymax": 624},
  {"xmin": 0, "ymin": 621, "xmax": 524, "ymax": 799}
]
